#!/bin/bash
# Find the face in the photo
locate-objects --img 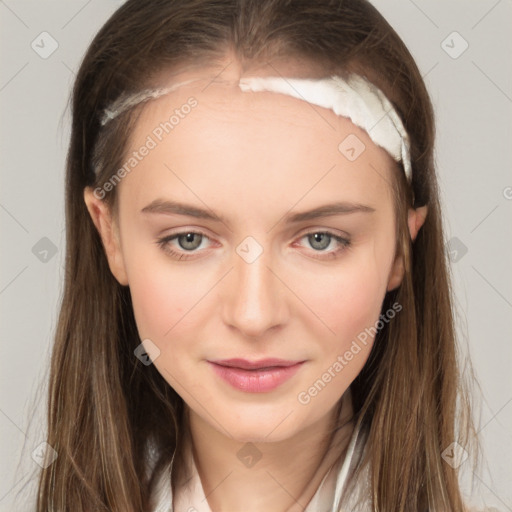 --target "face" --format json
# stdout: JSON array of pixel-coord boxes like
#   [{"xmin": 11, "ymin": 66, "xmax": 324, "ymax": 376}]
[{"xmin": 85, "ymin": 61, "xmax": 406, "ymax": 443}]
